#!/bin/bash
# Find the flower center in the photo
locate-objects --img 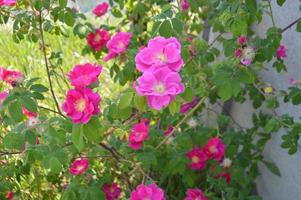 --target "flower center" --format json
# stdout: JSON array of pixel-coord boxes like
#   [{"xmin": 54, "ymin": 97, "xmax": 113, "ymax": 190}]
[
  {"xmin": 156, "ymin": 53, "xmax": 167, "ymax": 62},
  {"xmin": 76, "ymin": 165, "xmax": 84, "ymax": 171},
  {"xmin": 75, "ymin": 98, "xmax": 86, "ymax": 112},
  {"xmin": 209, "ymin": 146, "xmax": 217, "ymax": 153},
  {"xmin": 154, "ymin": 82, "xmax": 166, "ymax": 94},
  {"xmin": 118, "ymin": 42, "xmax": 125, "ymax": 49},
  {"xmin": 192, "ymin": 156, "xmax": 200, "ymax": 163},
  {"xmin": 94, "ymin": 34, "xmax": 101, "ymax": 42},
  {"xmin": 109, "ymin": 187, "xmax": 114, "ymax": 193},
  {"xmin": 143, "ymin": 198, "xmax": 151, "ymax": 200}
]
